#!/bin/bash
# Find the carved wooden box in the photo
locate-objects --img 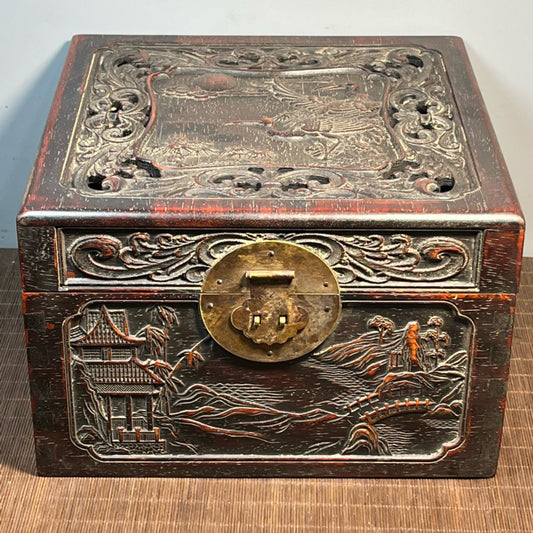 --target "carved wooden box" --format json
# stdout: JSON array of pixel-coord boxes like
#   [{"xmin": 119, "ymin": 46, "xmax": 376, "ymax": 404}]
[{"xmin": 18, "ymin": 36, "xmax": 524, "ymax": 477}]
